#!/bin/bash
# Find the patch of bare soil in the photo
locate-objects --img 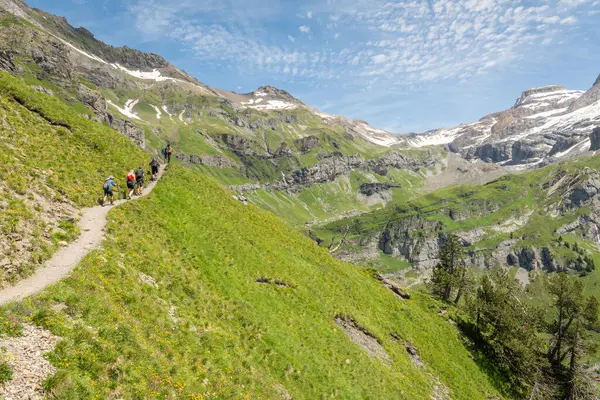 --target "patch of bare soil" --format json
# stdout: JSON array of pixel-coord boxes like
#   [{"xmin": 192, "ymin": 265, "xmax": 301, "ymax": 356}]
[
  {"xmin": 406, "ymin": 342, "xmax": 424, "ymax": 368},
  {"xmin": 0, "ymin": 324, "xmax": 58, "ymax": 400},
  {"xmin": 377, "ymin": 274, "xmax": 411, "ymax": 299},
  {"xmin": 391, "ymin": 333, "xmax": 424, "ymax": 368},
  {"xmin": 256, "ymin": 276, "xmax": 296, "ymax": 289},
  {"xmin": 0, "ymin": 182, "xmax": 77, "ymax": 286},
  {"xmin": 430, "ymin": 374, "xmax": 452, "ymax": 400},
  {"xmin": 334, "ymin": 316, "xmax": 389, "ymax": 361},
  {"xmin": 423, "ymin": 152, "xmax": 507, "ymax": 194},
  {"xmin": 273, "ymin": 383, "xmax": 292, "ymax": 400}
]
